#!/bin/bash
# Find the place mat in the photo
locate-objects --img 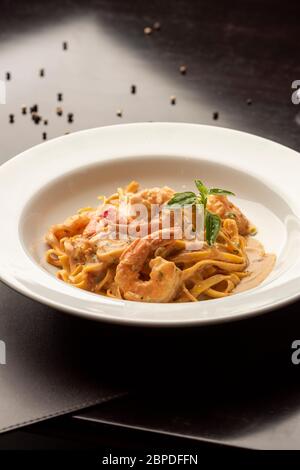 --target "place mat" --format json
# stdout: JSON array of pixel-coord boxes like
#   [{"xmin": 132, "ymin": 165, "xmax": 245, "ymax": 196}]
[
  {"xmin": 0, "ymin": 281, "xmax": 126, "ymax": 433},
  {"xmin": 74, "ymin": 381, "xmax": 300, "ymax": 451},
  {"xmin": 74, "ymin": 300, "xmax": 300, "ymax": 450}
]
